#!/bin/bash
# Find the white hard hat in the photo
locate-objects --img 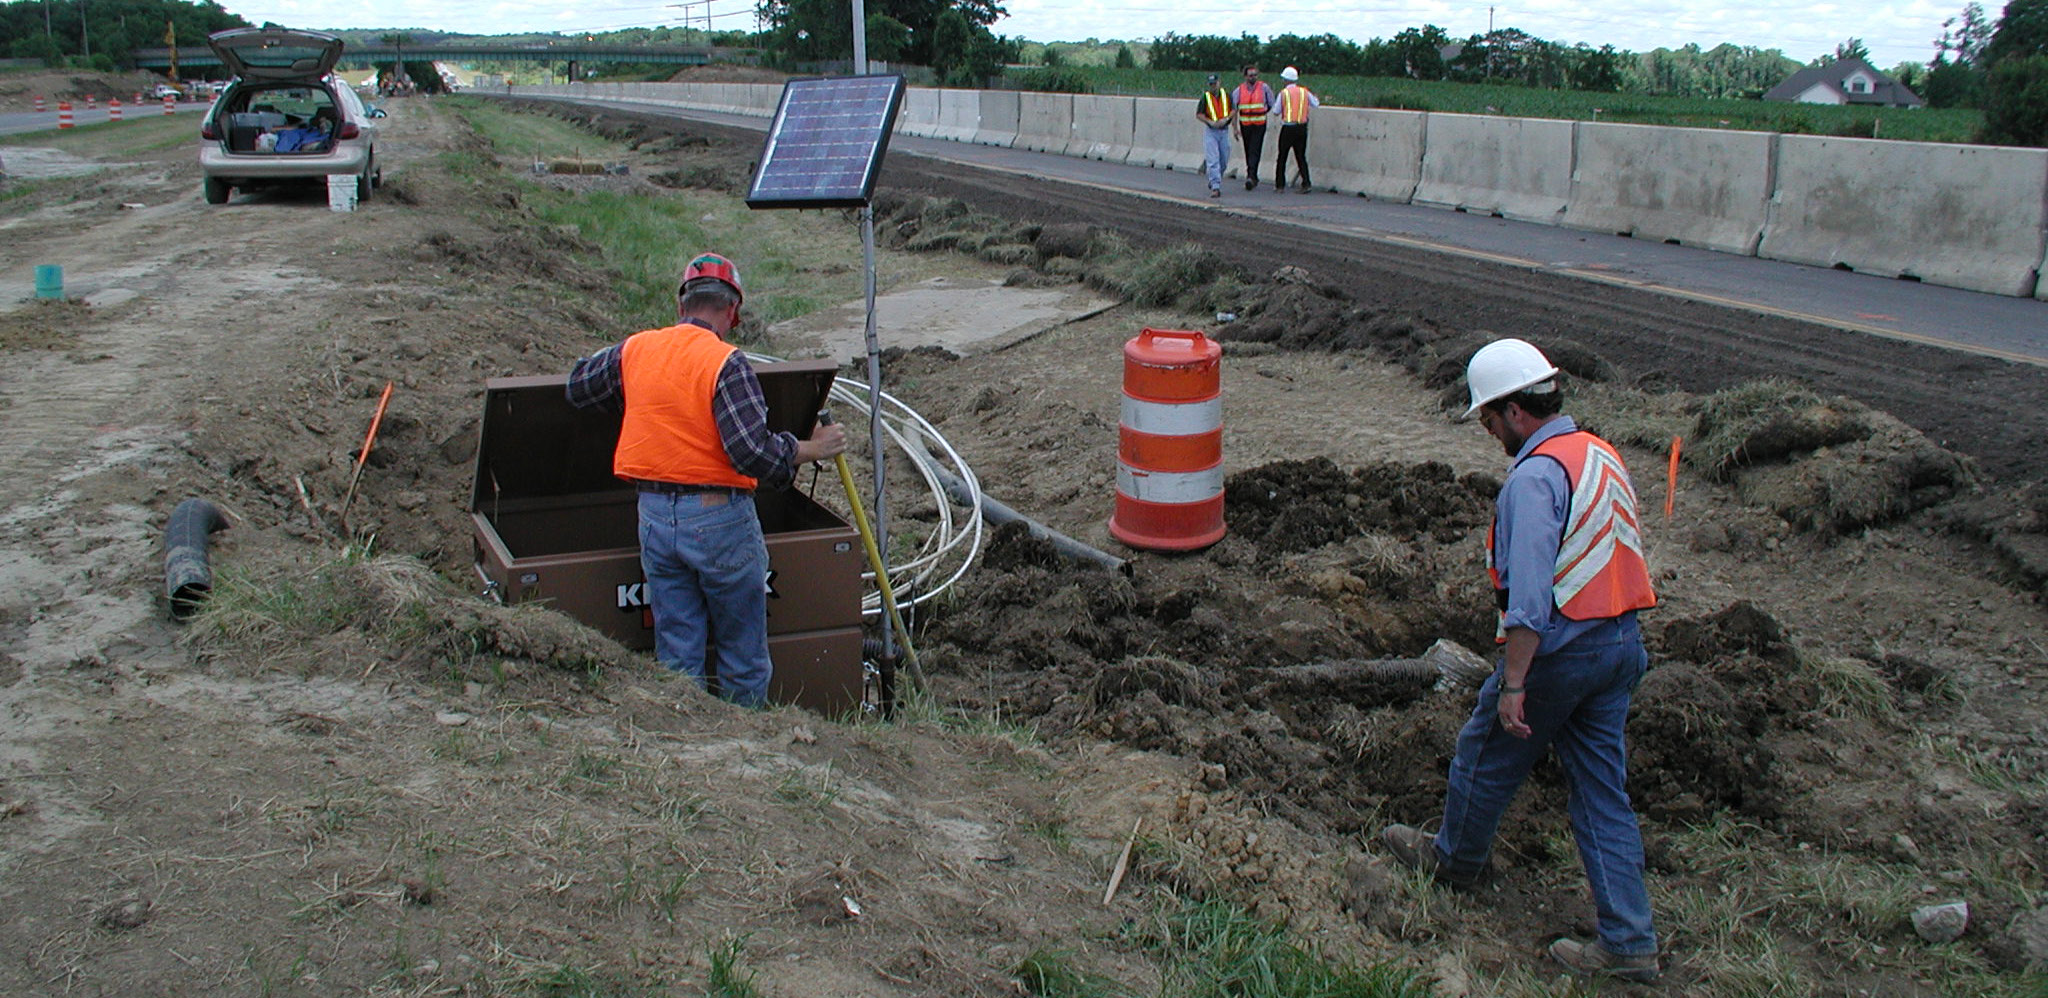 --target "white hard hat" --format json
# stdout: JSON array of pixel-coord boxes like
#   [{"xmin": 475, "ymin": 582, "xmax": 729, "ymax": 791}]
[
  {"xmin": 1281, "ymin": 66, "xmax": 1299, "ymax": 81},
  {"xmin": 1464, "ymin": 338, "xmax": 1560, "ymax": 417}
]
